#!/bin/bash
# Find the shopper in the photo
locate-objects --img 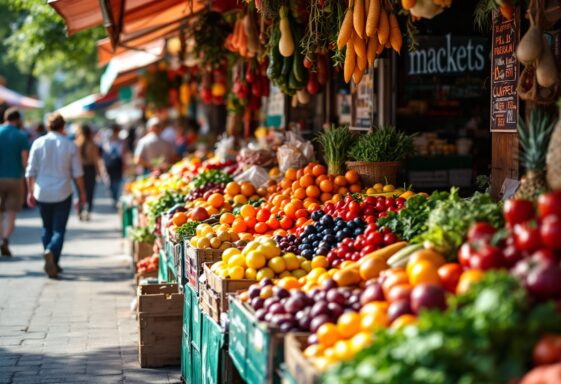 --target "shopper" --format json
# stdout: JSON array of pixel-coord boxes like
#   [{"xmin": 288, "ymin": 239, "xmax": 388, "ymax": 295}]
[
  {"xmin": 75, "ymin": 124, "xmax": 100, "ymax": 221},
  {"xmin": 102, "ymin": 124, "xmax": 126, "ymax": 208},
  {"xmin": 26, "ymin": 113, "xmax": 86, "ymax": 278},
  {"xmin": 0, "ymin": 108, "xmax": 29, "ymax": 256},
  {"xmin": 134, "ymin": 117, "xmax": 175, "ymax": 174}
]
